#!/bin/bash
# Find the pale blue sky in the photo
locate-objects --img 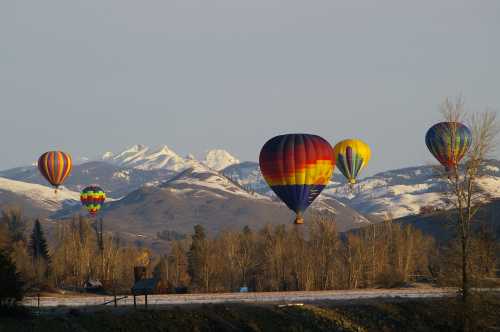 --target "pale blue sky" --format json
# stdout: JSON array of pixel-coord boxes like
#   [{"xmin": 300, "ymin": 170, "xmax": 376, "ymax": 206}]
[{"xmin": 1, "ymin": 0, "xmax": 499, "ymax": 174}]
